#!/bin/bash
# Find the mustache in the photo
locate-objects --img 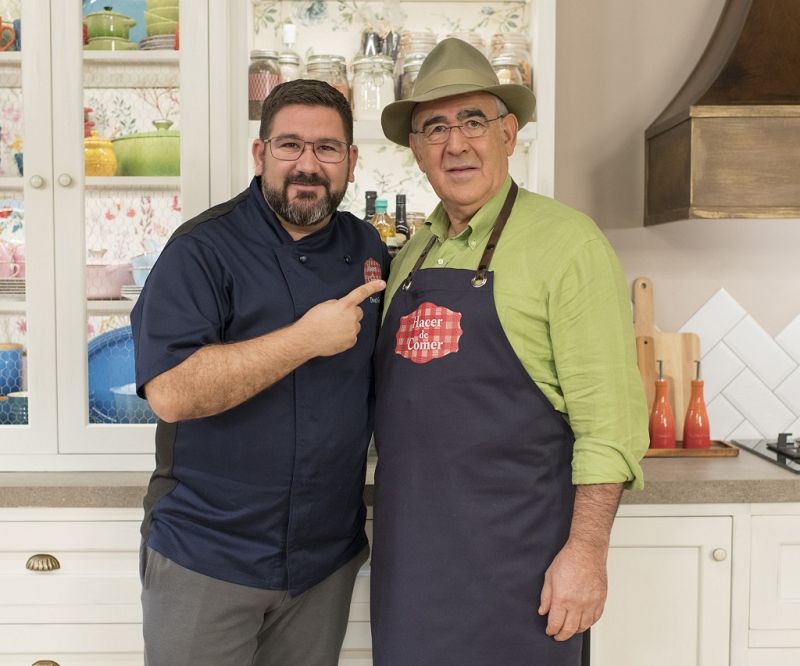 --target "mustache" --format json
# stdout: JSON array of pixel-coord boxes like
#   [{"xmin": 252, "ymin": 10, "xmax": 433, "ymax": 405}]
[{"xmin": 286, "ymin": 172, "xmax": 330, "ymax": 187}]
